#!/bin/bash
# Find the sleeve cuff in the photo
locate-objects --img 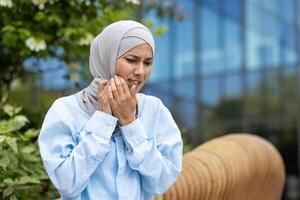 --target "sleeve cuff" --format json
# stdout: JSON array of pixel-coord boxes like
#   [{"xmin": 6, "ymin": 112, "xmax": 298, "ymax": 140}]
[
  {"xmin": 84, "ymin": 111, "xmax": 118, "ymax": 142},
  {"xmin": 121, "ymin": 118, "xmax": 147, "ymax": 147}
]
